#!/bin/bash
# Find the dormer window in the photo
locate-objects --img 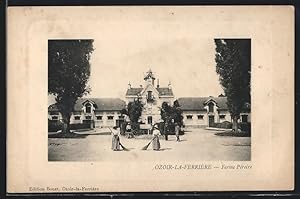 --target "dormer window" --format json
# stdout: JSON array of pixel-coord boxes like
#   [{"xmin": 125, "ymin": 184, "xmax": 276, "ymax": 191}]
[
  {"xmin": 208, "ymin": 103, "xmax": 214, "ymax": 113},
  {"xmin": 85, "ymin": 103, "xmax": 92, "ymax": 113}
]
